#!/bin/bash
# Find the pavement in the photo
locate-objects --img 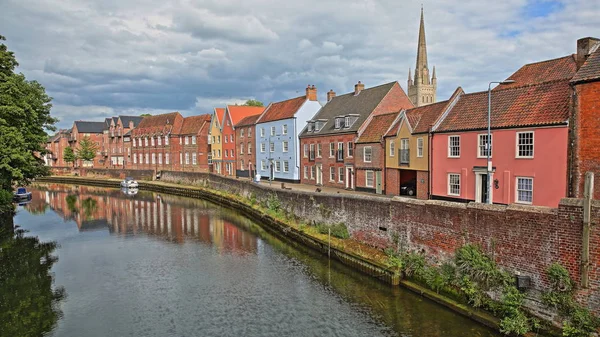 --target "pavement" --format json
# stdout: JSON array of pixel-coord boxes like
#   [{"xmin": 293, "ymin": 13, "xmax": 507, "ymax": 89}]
[{"xmin": 237, "ymin": 177, "xmax": 394, "ymax": 198}]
